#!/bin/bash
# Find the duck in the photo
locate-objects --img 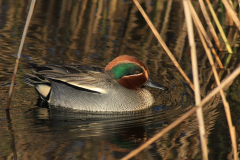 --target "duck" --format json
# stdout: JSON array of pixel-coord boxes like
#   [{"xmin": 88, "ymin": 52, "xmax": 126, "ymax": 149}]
[{"xmin": 24, "ymin": 55, "xmax": 168, "ymax": 112}]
